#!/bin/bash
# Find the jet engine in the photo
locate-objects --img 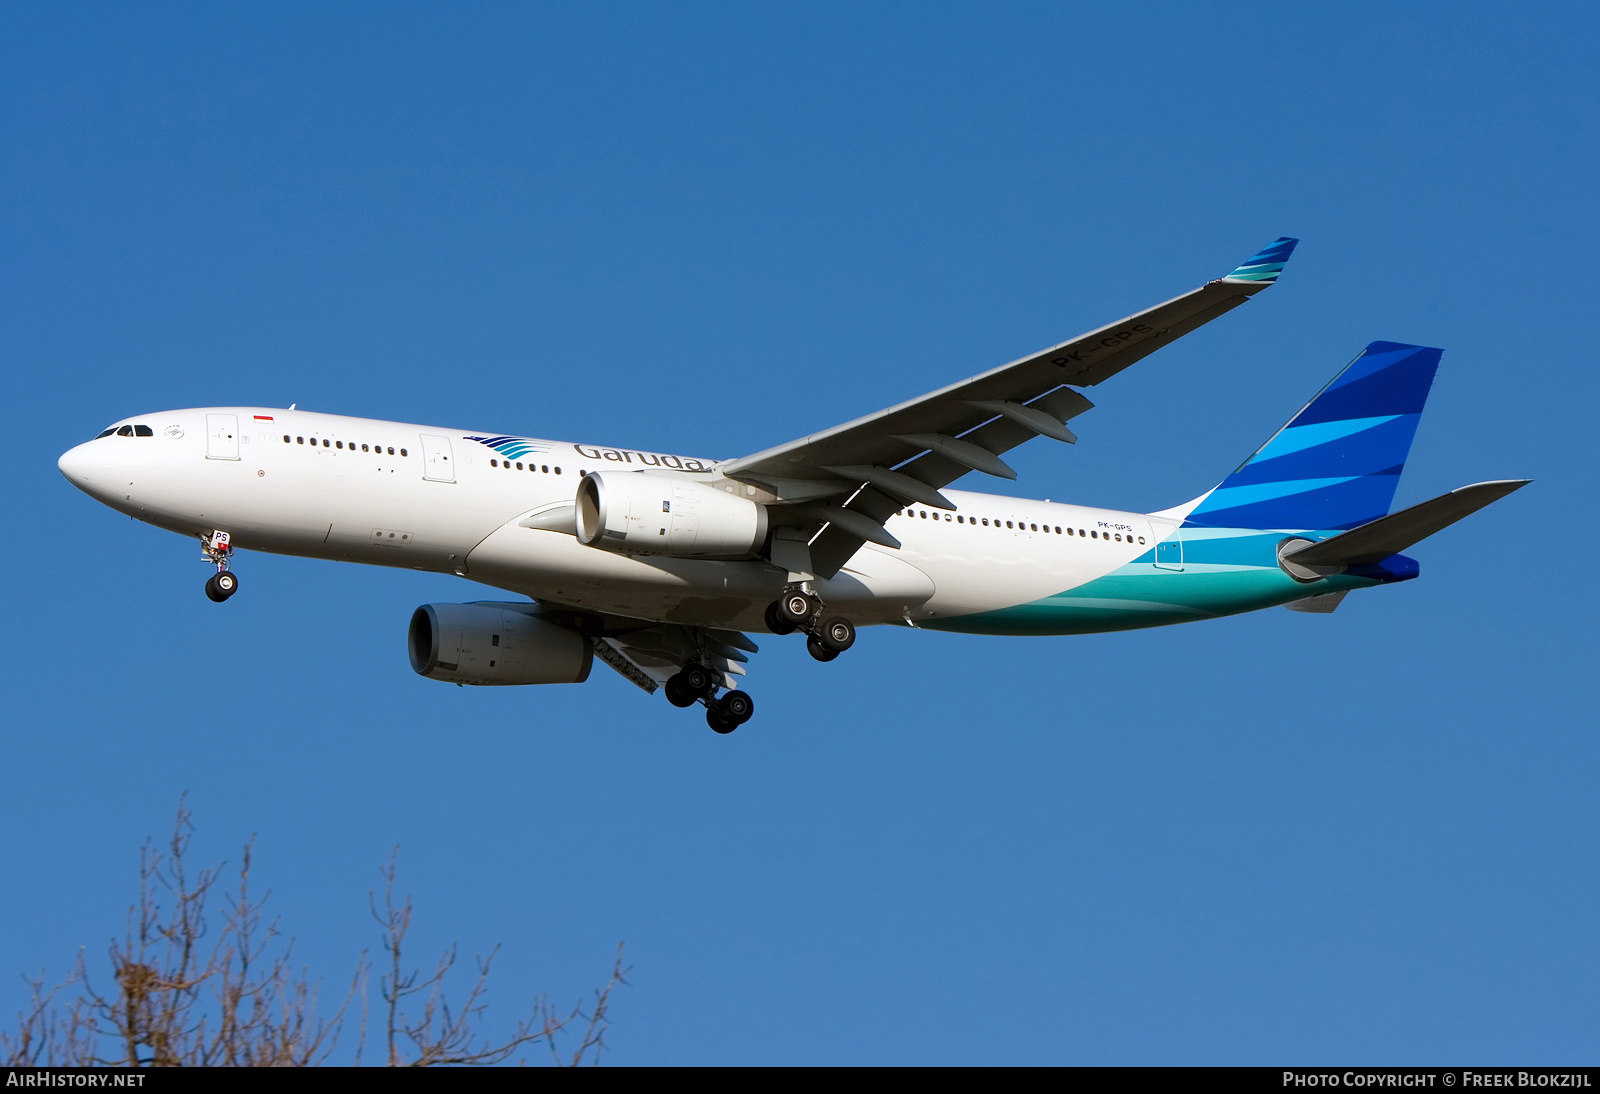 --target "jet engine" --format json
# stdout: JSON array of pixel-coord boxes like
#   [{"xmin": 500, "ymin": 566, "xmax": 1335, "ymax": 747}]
[
  {"xmin": 408, "ymin": 603, "xmax": 592, "ymax": 686},
  {"xmin": 575, "ymin": 471, "xmax": 768, "ymax": 558}
]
